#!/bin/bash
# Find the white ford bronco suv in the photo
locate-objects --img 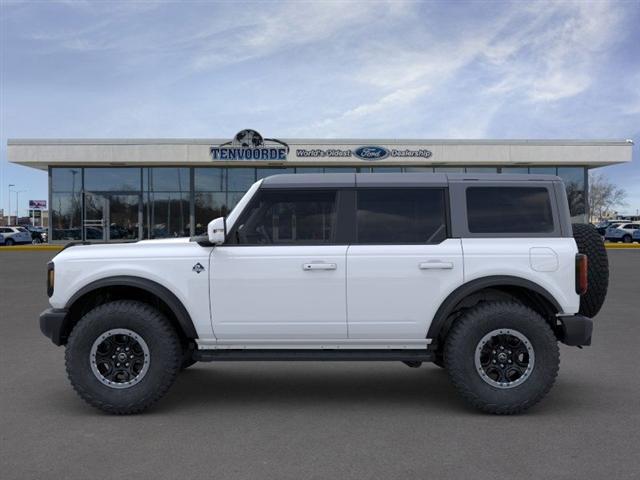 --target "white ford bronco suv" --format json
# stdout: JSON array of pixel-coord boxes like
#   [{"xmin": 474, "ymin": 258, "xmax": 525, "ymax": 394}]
[{"xmin": 40, "ymin": 173, "xmax": 608, "ymax": 414}]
